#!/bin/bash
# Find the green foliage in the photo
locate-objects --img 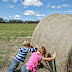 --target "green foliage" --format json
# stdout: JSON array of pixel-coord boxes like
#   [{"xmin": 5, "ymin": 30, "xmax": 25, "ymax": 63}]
[
  {"xmin": 0, "ymin": 18, "xmax": 4, "ymax": 23},
  {"xmin": 0, "ymin": 18, "xmax": 40, "ymax": 23},
  {"xmin": 0, "ymin": 23, "xmax": 37, "ymax": 40}
]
